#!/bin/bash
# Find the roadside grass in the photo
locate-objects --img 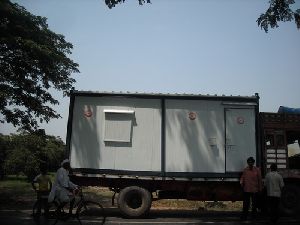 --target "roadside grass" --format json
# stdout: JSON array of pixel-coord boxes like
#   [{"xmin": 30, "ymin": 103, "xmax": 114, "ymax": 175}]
[
  {"xmin": 0, "ymin": 176, "xmax": 242, "ymax": 212},
  {"xmin": 0, "ymin": 175, "xmax": 34, "ymax": 210}
]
